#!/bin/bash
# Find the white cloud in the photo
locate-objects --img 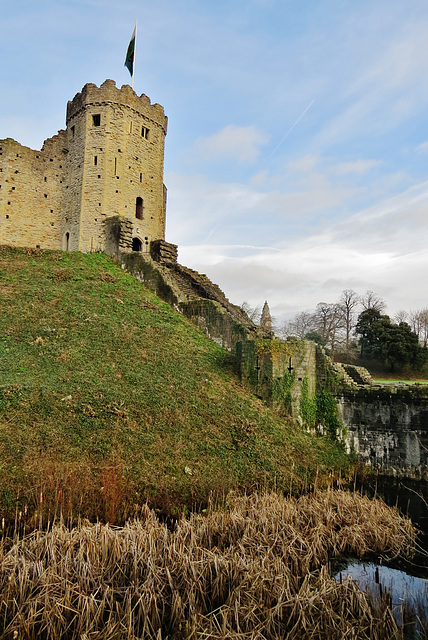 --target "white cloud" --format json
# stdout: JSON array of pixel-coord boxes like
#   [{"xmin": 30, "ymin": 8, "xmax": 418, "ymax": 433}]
[
  {"xmin": 165, "ymin": 168, "xmax": 360, "ymax": 253},
  {"xmin": 192, "ymin": 125, "xmax": 269, "ymax": 163},
  {"xmin": 333, "ymin": 159, "xmax": 381, "ymax": 175},
  {"xmin": 286, "ymin": 155, "xmax": 319, "ymax": 172},
  {"xmin": 416, "ymin": 141, "xmax": 428, "ymax": 153},
  {"xmin": 171, "ymin": 177, "xmax": 428, "ymax": 323}
]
